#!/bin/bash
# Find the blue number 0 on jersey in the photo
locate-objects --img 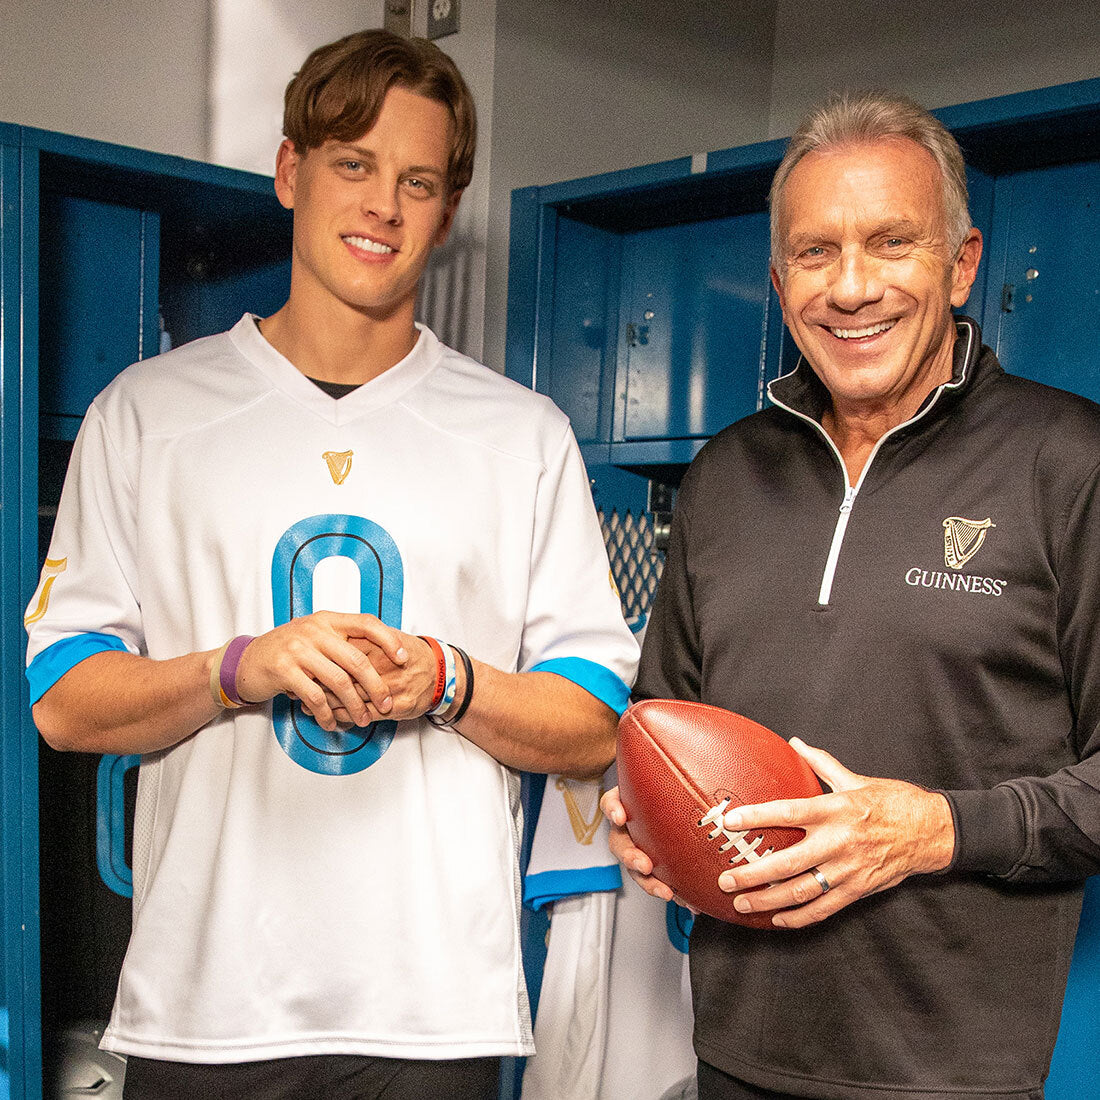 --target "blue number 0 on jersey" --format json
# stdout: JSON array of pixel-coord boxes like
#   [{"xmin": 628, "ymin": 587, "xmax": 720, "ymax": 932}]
[{"xmin": 271, "ymin": 514, "xmax": 404, "ymax": 775}]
